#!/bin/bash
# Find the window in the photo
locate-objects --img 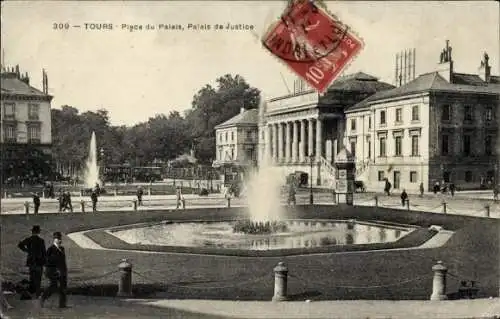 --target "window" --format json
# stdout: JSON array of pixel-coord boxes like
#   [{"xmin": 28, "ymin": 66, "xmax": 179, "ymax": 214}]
[
  {"xmin": 231, "ymin": 131, "xmax": 234, "ymax": 141},
  {"xmin": 378, "ymin": 171, "xmax": 385, "ymax": 181},
  {"xmin": 411, "ymin": 136, "xmax": 419, "ymax": 156},
  {"xmin": 350, "ymin": 141, "xmax": 356, "ymax": 158},
  {"xmin": 485, "ymin": 107, "xmax": 493, "ymax": 121},
  {"xmin": 367, "ymin": 140, "xmax": 371, "ymax": 158},
  {"xmin": 231, "ymin": 149, "xmax": 234, "ymax": 159},
  {"xmin": 368, "ymin": 117, "xmax": 372, "ymax": 129},
  {"xmin": 464, "ymin": 105, "xmax": 473, "ymax": 122},
  {"xmin": 28, "ymin": 104, "xmax": 39, "ymax": 120},
  {"xmin": 411, "ymin": 105, "xmax": 420, "ymax": 121},
  {"xmin": 3, "ymin": 102, "xmax": 15, "ymax": 119},
  {"xmin": 246, "ymin": 130, "xmax": 252, "ymax": 140},
  {"xmin": 441, "ymin": 134, "xmax": 449, "ymax": 155},
  {"xmin": 485, "ymin": 135, "xmax": 493, "ymax": 155},
  {"xmin": 27, "ymin": 124, "xmax": 41, "ymax": 143},
  {"xmin": 350, "ymin": 119, "xmax": 356, "ymax": 131},
  {"xmin": 219, "ymin": 150, "xmax": 222, "ymax": 160},
  {"xmin": 395, "ymin": 108, "xmax": 402, "ymax": 123},
  {"xmin": 3, "ymin": 124, "xmax": 16, "ymax": 142},
  {"xmin": 380, "ymin": 111, "xmax": 386, "ymax": 125},
  {"xmin": 410, "ymin": 171, "xmax": 418, "ymax": 183},
  {"xmin": 465, "ymin": 171, "xmax": 472, "ymax": 182},
  {"xmin": 463, "ymin": 135, "xmax": 471, "ymax": 156},
  {"xmin": 225, "ymin": 132, "xmax": 228, "ymax": 142},
  {"xmin": 379, "ymin": 137, "xmax": 386, "ymax": 157},
  {"xmin": 442, "ymin": 105, "xmax": 450, "ymax": 121},
  {"xmin": 394, "ymin": 136, "xmax": 402, "ymax": 156}
]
